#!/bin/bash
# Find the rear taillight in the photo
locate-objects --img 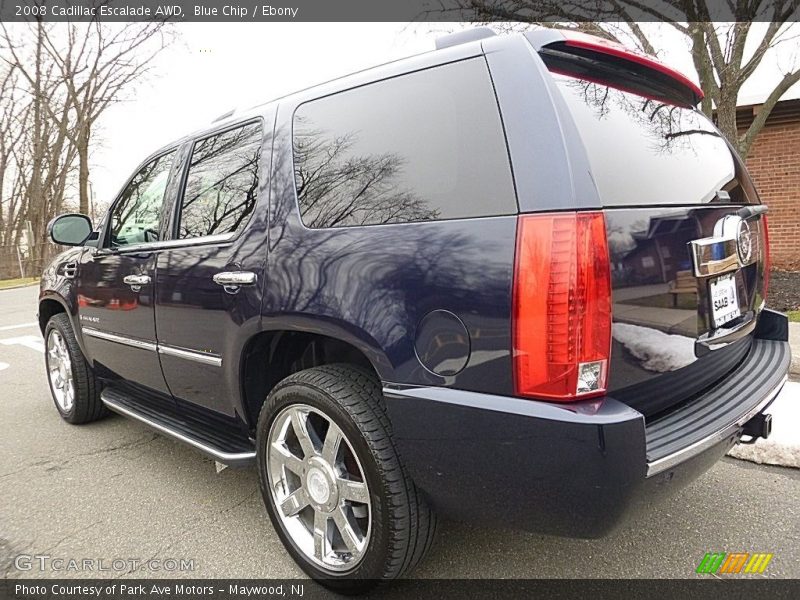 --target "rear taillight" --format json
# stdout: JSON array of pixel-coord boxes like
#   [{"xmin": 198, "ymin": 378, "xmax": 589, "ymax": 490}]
[
  {"xmin": 512, "ymin": 212, "xmax": 612, "ymax": 401},
  {"xmin": 762, "ymin": 216, "xmax": 771, "ymax": 300}
]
